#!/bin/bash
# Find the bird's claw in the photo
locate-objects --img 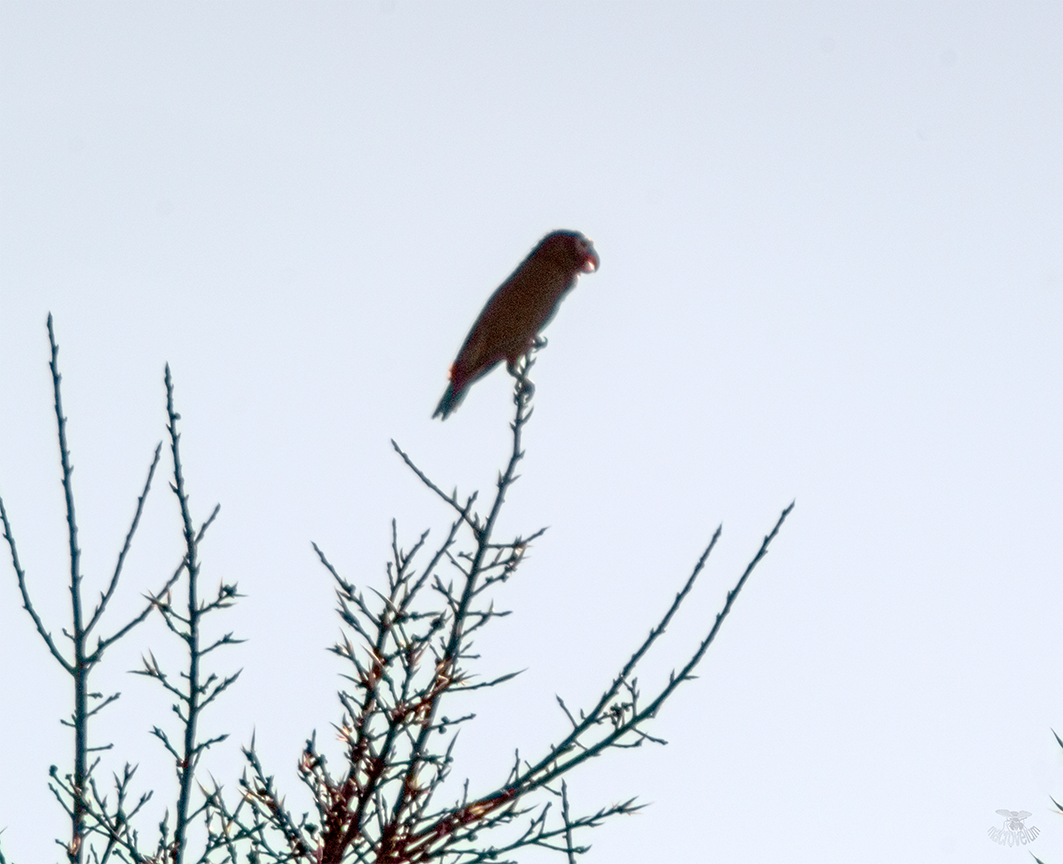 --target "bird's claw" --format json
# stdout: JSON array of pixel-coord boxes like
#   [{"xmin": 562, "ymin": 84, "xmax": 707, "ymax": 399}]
[{"xmin": 533, "ymin": 336, "xmax": 548, "ymax": 350}]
